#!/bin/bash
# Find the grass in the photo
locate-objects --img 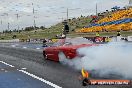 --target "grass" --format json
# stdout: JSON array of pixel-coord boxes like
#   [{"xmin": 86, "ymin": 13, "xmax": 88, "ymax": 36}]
[
  {"xmin": 0, "ymin": 16, "xmax": 93, "ymax": 40},
  {"xmin": 1, "ymin": 30, "xmax": 132, "ymax": 40}
]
